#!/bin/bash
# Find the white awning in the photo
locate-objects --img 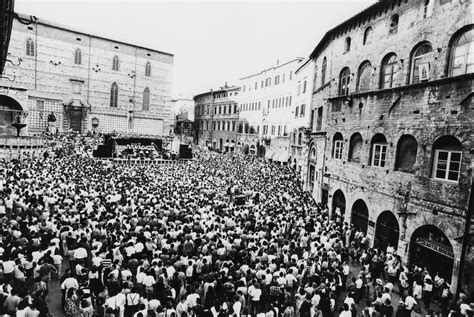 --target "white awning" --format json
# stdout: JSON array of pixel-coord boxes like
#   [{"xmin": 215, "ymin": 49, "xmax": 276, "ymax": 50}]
[
  {"xmin": 228, "ymin": 143, "xmax": 235, "ymax": 147},
  {"xmin": 265, "ymin": 150, "xmax": 275, "ymax": 160},
  {"xmin": 224, "ymin": 142, "xmax": 230, "ymax": 147},
  {"xmin": 274, "ymin": 151, "xmax": 289, "ymax": 162}
]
